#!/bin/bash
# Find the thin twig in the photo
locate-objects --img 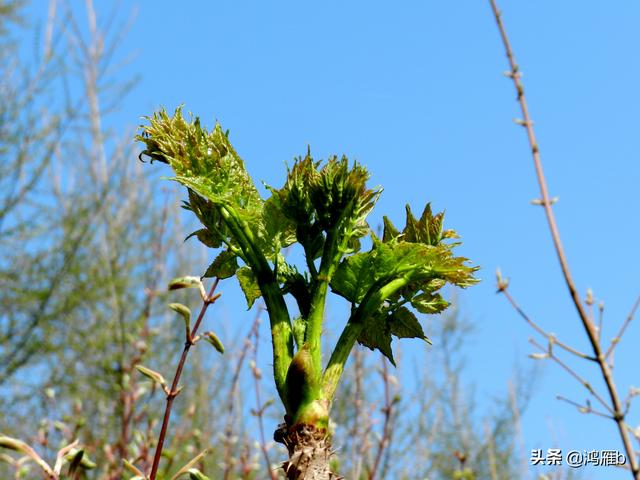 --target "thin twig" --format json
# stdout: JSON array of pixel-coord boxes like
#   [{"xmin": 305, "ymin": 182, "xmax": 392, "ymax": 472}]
[
  {"xmin": 529, "ymin": 338, "xmax": 613, "ymax": 414},
  {"xmin": 605, "ymin": 295, "xmax": 640, "ymax": 360},
  {"xmin": 500, "ymin": 287, "xmax": 594, "ymax": 360},
  {"xmin": 116, "ymin": 199, "xmax": 170, "ymax": 475},
  {"xmin": 556, "ymin": 395, "xmax": 614, "ymax": 420},
  {"xmin": 149, "ymin": 278, "xmax": 221, "ymax": 480},
  {"xmin": 488, "ymin": 2, "xmax": 639, "ymax": 476},
  {"xmin": 598, "ymin": 301, "xmax": 605, "ymax": 343}
]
